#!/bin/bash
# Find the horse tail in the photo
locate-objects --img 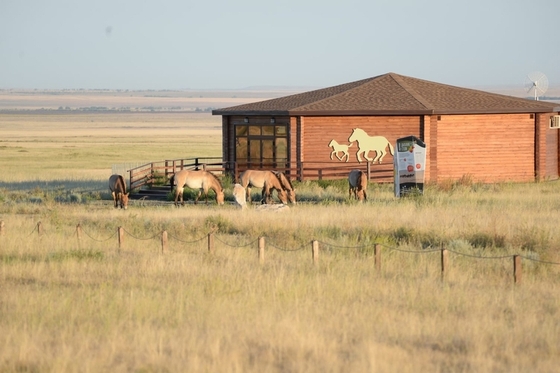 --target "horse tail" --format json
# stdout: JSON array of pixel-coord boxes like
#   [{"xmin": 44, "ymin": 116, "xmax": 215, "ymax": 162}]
[
  {"xmin": 388, "ymin": 141, "xmax": 394, "ymax": 156},
  {"xmin": 169, "ymin": 174, "xmax": 175, "ymax": 189}
]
